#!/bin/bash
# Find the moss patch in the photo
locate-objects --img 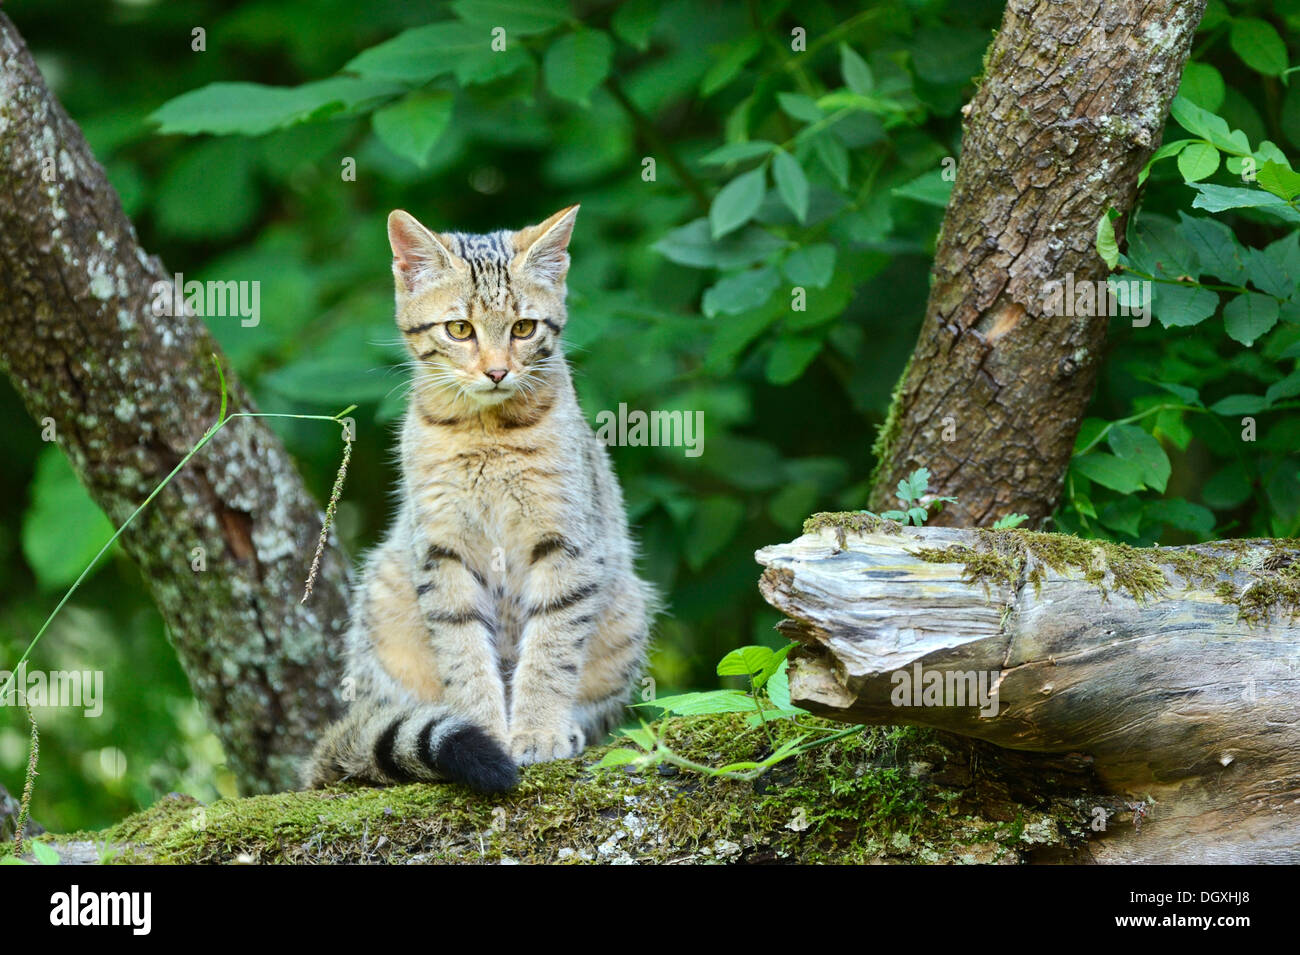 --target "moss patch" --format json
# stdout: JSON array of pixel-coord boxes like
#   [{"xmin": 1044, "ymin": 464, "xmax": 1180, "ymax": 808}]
[
  {"xmin": 800, "ymin": 517, "xmax": 1300, "ymax": 624},
  {"xmin": 803, "ymin": 511, "xmax": 904, "ymax": 541},
  {"xmin": 49, "ymin": 715, "xmax": 1103, "ymax": 865}
]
